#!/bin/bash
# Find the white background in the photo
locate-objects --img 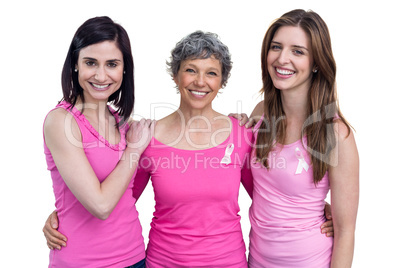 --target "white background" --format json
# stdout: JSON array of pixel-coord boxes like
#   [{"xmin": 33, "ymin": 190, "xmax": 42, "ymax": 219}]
[{"xmin": 1, "ymin": 0, "xmax": 400, "ymax": 267}]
